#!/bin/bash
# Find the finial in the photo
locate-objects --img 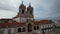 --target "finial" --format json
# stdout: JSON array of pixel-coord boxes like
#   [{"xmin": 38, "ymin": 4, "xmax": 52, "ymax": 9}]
[
  {"xmin": 22, "ymin": 1, "xmax": 23, "ymax": 4},
  {"xmin": 29, "ymin": 3, "xmax": 31, "ymax": 6}
]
